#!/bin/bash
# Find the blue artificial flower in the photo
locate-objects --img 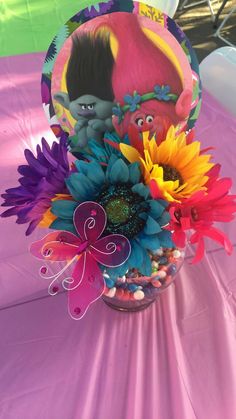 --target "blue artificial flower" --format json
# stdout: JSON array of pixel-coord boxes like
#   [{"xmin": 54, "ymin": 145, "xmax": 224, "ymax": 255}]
[
  {"xmin": 80, "ymin": 131, "xmax": 130, "ymax": 165},
  {"xmin": 154, "ymin": 85, "xmax": 171, "ymax": 101},
  {"xmin": 50, "ymin": 155, "xmax": 173, "ymax": 277},
  {"xmin": 124, "ymin": 92, "xmax": 142, "ymax": 112}
]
